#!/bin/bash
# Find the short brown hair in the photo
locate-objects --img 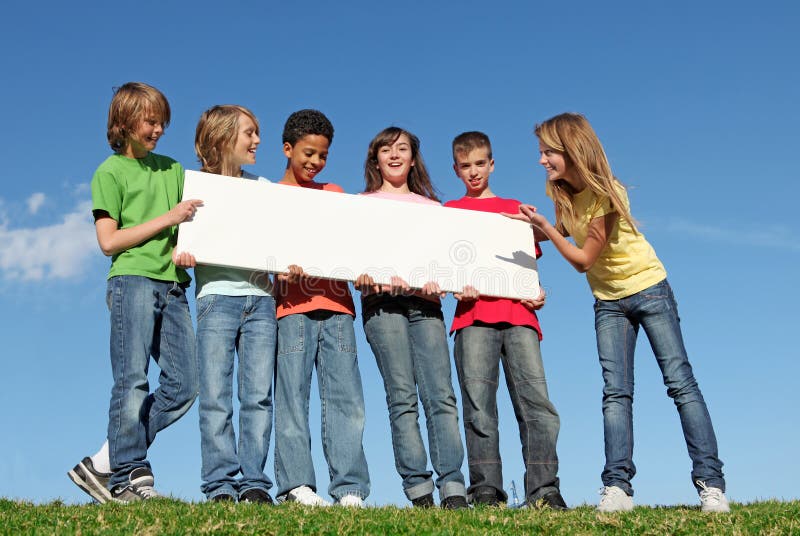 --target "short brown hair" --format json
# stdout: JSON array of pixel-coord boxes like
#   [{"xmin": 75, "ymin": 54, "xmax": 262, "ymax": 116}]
[
  {"xmin": 452, "ymin": 131, "xmax": 492, "ymax": 162},
  {"xmin": 106, "ymin": 82, "xmax": 171, "ymax": 152}
]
